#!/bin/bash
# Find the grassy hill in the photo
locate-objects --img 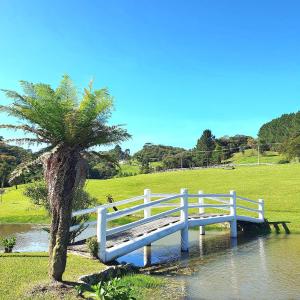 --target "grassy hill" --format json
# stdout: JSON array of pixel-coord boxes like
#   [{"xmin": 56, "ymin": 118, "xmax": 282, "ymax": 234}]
[
  {"xmin": 1, "ymin": 164, "xmax": 300, "ymax": 232},
  {"xmin": 225, "ymin": 149, "xmax": 286, "ymax": 164}
]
